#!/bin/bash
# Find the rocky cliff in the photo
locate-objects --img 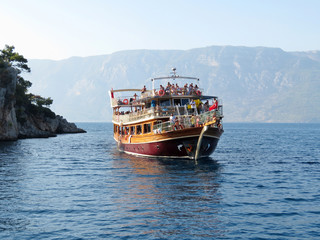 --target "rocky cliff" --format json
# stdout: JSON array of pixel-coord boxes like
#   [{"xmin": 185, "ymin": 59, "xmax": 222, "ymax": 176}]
[
  {"xmin": 0, "ymin": 64, "xmax": 19, "ymax": 140},
  {"xmin": 0, "ymin": 65, "xmax": 85, "ymax": 141},
  {"xmin": 17, "ymin": 111, "xmax": 86, "ymax": 139}
]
